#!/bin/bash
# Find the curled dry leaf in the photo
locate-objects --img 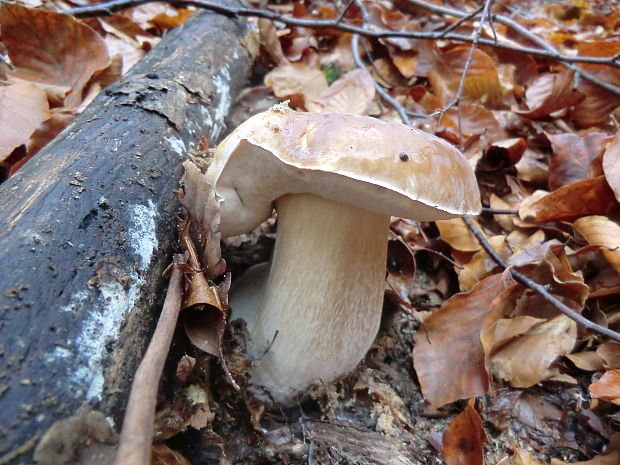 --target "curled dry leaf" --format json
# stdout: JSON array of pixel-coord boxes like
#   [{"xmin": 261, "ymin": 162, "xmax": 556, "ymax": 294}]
[
  {"xmin": 574, "ymin": 216, "xmax": 620, "ymax": 275},
  {"xmin": 0, "ymin": 83, "xmax": 49, "ymax": 162},
  {"xmin": 306, "ymin": 68, "xmax": 375, "ymax": 115},
  {"xmin": 491, "ymin": 315, "xmax": 577, "ymax": 388},
  {"xmin": 602, "ymin": 132, "xmax": 620, "ymax": 203},
  {"xmin": 589, "ymin": 369, "xmax": 620, "ymax": 406},
  {"xmin": 258, "ymin": 17, "xmax": 289, "ymax": 66},
  {"xmin": 442, "ymin": 399, "xmax": 487, "ymax": 465},
  {"xmin": 518, "ymin": 71, "xmax": 584, "ymax": 119},
  {"xmin": 180, "ymin": 161, "xmax": 225, "ymax": 279},
  {"xmin": 571, "ymin": 70, "xmax": 620, "ymax": 128},
  {"xmin": 413, "ymin": 274, "xmax": 506, "ymax": 408},
  {"xmin": 547, "ymin": 132, "xmax": 610, "ymax": 190},
  {"xmin": 528, "ymin": 176, "xmax": 617, "ymax": 222},
  {"xmin": 0, "ymin": 3, "xmax": 110, "ymax": 107},
  {"xmin": 264, "ymin": 63, "xmax": 328, "ymax": 109}
]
